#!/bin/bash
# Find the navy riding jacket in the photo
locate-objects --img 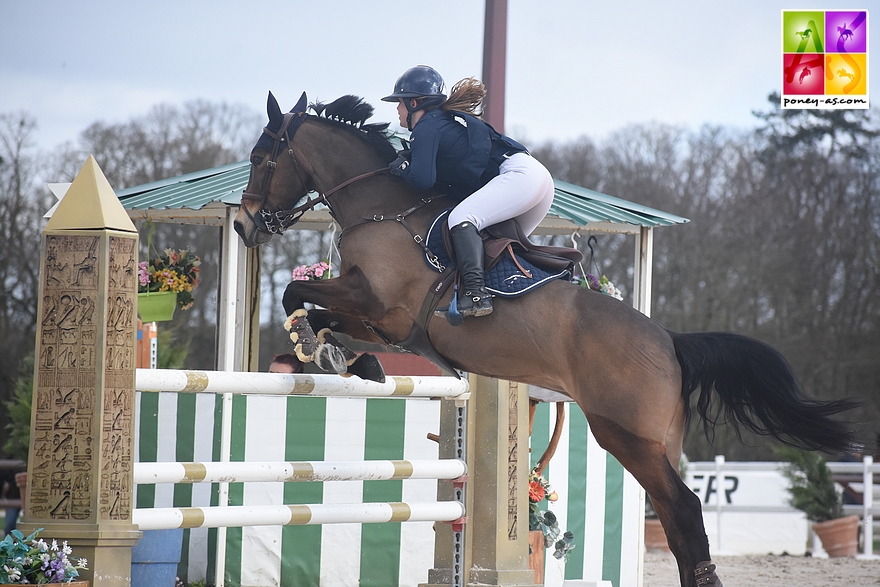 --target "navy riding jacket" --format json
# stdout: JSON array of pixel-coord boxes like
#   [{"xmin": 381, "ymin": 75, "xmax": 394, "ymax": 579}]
[{"xmin": 396, "ymin": 109, "xmax": 527, "ymax": 197}]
